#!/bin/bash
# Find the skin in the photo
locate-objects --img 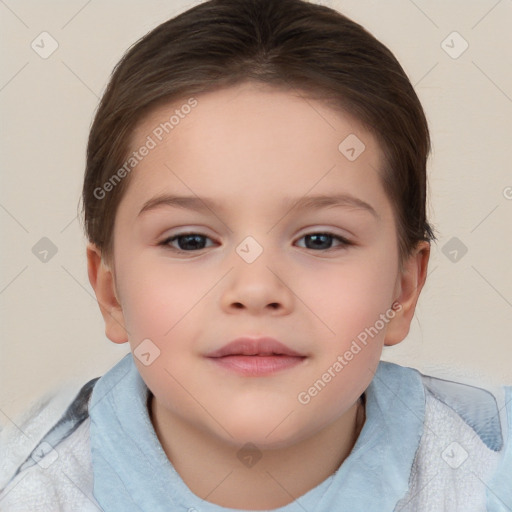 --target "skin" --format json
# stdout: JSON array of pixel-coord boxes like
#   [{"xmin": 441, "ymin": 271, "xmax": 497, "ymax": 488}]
[{"xmin": 87, "ymin": 81, "xmax": 430, "ymax": 510}]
